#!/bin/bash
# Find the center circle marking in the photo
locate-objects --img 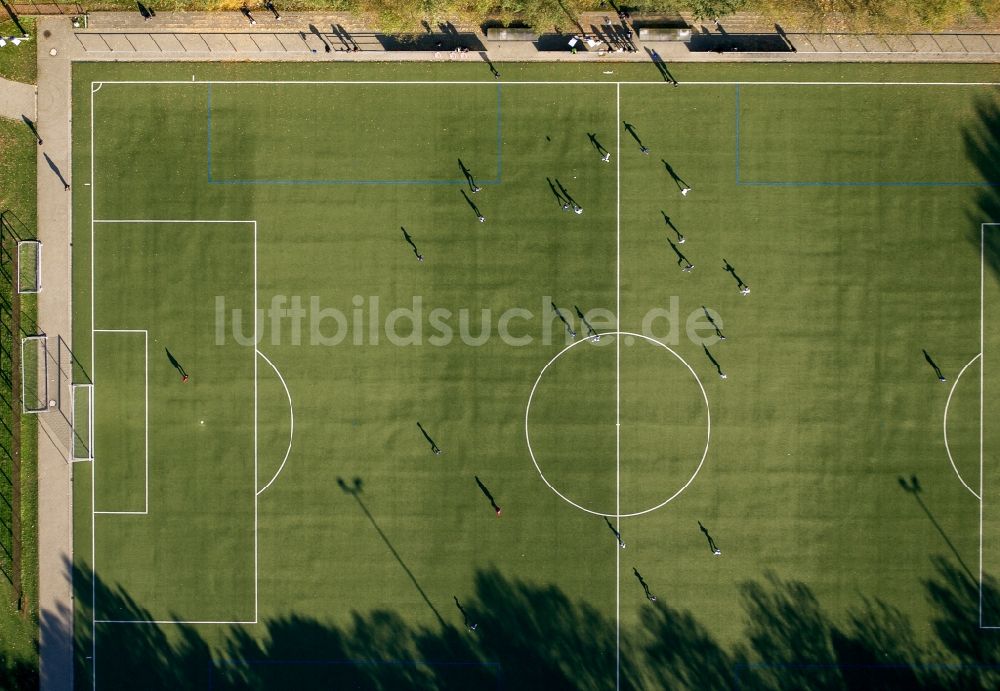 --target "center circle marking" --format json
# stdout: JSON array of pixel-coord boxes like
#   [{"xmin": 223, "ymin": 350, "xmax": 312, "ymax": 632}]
[{"xmin": 524, "ymin": 331, "xmax": 711, "ymax": 518}]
